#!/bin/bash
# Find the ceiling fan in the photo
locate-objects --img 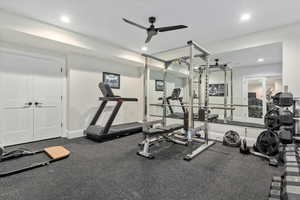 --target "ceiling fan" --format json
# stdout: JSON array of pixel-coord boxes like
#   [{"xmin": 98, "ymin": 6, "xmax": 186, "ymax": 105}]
[
  {"xmin": 123, "ymin": 16, "xmax": 188, "ymax": 43},
  {"xmin": 213, "ymin": 59, "xmax": 241, "ymax": 67},
  {"xmin": 198, "ymin": 59, "xmax": 231, "ymax": 69}
]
